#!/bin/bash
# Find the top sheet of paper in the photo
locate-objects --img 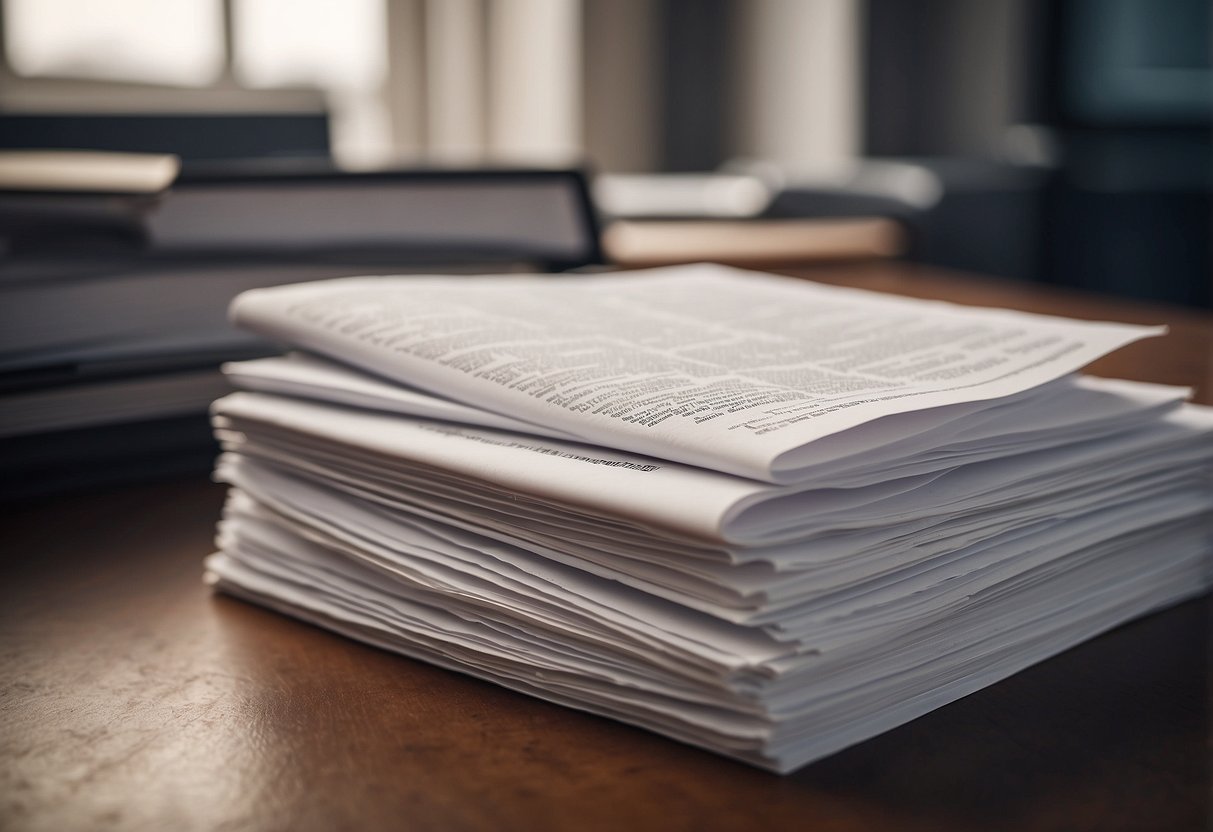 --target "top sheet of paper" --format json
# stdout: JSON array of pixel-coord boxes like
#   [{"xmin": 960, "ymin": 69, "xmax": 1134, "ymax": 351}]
[{"xmin": 230, "ymin": 264, "xmax": 1162, "ymax": 482}]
